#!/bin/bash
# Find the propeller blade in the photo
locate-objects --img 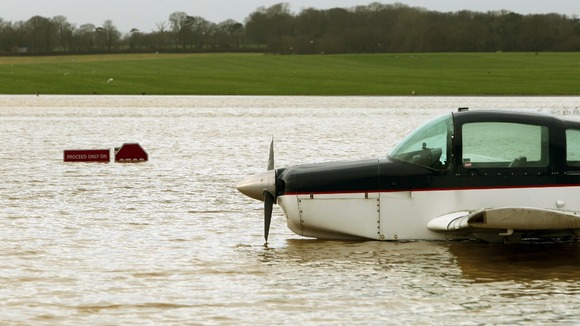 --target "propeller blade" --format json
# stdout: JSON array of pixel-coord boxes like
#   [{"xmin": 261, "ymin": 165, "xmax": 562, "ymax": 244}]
[
  {"xmin": 264, "ymin": 139, "xmax": 275, "ymax": 242},
  {"xmin": 264, "ymin": 191, "xmax": 274, "ymax": 242},
  {"xmin": 267, "ymin": 137, "xmax": 274, "ymax": 170}
]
